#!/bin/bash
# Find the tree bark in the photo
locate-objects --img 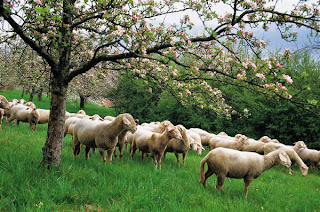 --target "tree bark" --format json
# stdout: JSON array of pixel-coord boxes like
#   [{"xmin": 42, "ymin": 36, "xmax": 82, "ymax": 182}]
[
  {"xmin": 37, "ymin": 88, "xmax": 43, "ymax": 101},
  {"xmin": 80, "ymin": 95, "xmax": 86, "ymax": 109},
  {"xmin": 29, "ymin": 87, "xmax": 36, "ymax": 102},
  {"xmin": 41, "ymin": 77, "xmax": 67, "ymax": 168}
]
